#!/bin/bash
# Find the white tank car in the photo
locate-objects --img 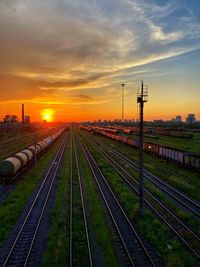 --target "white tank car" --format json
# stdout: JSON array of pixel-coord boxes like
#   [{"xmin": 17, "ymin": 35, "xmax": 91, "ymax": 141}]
[
  {"xmin": 0, "ymin": 127, "xmax": 65, "ymax": 178},
  {"xmin": 15, "ymin": 152, "xmax": 29, "ymax": 166},
  {"xmin": 21, "ymin": 149, "xmax": 34, "ymax": 161}
]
